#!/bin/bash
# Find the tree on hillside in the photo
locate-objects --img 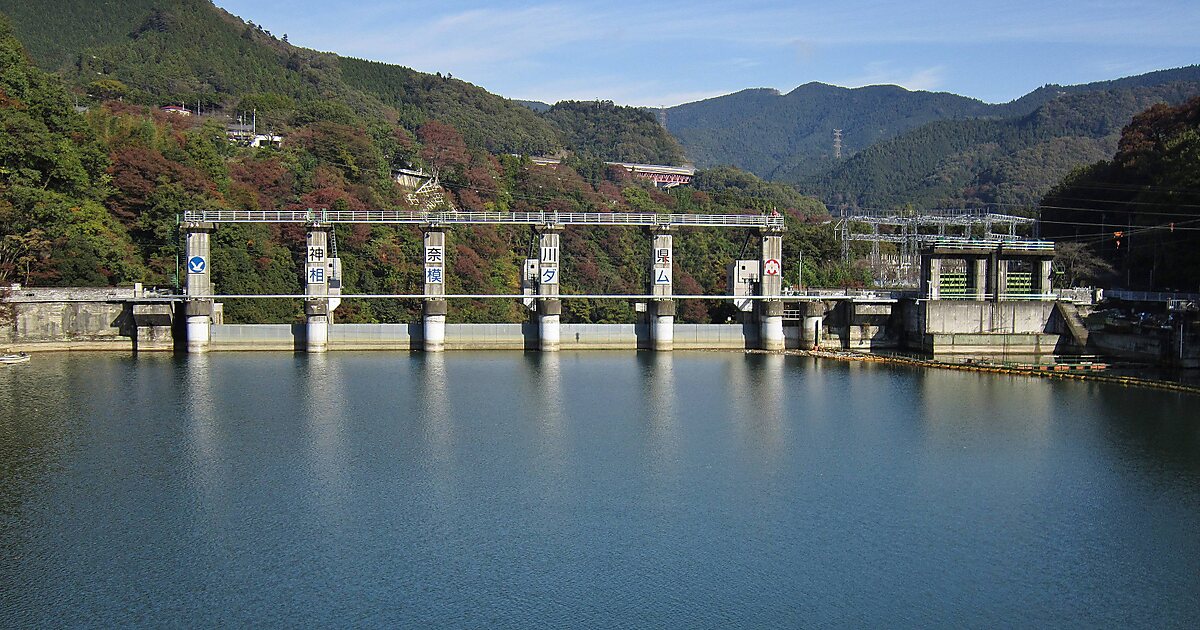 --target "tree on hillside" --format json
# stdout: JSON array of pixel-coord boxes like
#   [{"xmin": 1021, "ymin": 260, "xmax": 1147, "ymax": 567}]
[
  {"xmin": 1053, "ymin": 242, "xmax": 1115, "ymax": 287},
  {"xmin": 1041, "ymin": 97, "xmax": 1200, "ymax": 290},
  {"xmin": 544, "ymin": 100, "xmax": 686, "ymax": 165}
]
